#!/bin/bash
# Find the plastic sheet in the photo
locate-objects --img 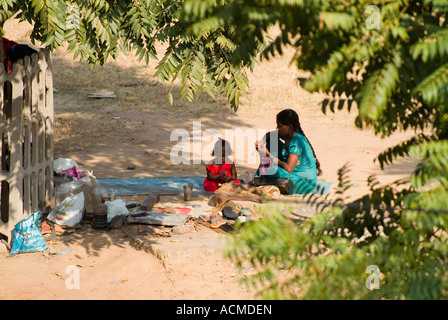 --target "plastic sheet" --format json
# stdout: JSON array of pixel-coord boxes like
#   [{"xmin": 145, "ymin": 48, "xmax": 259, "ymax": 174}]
[{"xmin": 10, "ymin": 211, "xmax": 47, "ymax": 255}]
